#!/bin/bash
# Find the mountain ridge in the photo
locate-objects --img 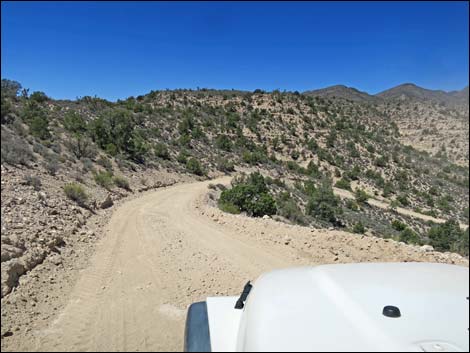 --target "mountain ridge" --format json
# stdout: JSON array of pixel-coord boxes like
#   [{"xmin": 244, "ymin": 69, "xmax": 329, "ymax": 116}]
[{"xmin": 304, "ymin": 83, "xmax": 468, "ymax": 106}]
